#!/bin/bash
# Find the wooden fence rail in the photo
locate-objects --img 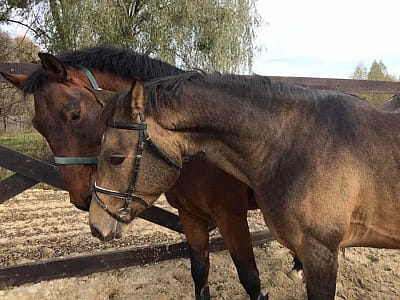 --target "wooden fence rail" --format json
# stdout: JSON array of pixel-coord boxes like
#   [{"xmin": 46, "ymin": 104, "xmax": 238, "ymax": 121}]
[{"xmin": 0, "ymin": 229, "xmax": 275, "ymax": 288}]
